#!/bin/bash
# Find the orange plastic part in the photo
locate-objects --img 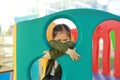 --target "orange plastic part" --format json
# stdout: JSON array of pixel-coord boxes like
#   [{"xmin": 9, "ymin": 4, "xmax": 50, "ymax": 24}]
[{"xmin": 92, "ymin": 20, "xmax": 120, "ymax": 77}]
